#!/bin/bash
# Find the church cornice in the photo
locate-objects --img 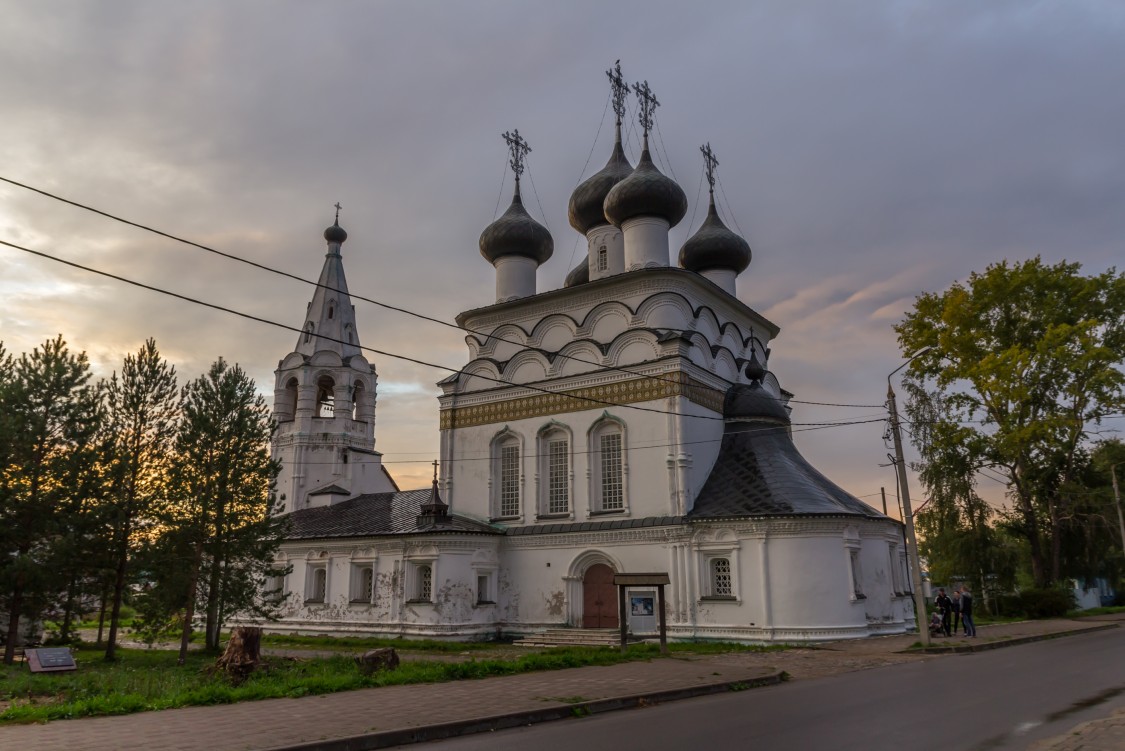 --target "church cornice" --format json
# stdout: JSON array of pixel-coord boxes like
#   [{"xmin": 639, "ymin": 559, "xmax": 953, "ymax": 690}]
[{"xmin": 457, "ymin": 268, "xmax": 779, "ymax": 340}]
